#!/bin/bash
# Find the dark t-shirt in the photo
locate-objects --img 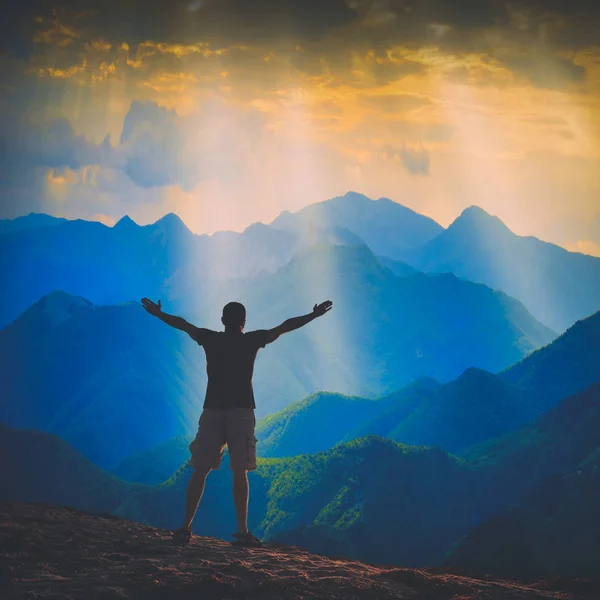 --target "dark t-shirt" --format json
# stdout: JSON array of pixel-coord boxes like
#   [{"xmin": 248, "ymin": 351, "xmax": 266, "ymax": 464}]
[{"xmin": 192, "ymin": 328, "xmax": 269, "ymax": 409}]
